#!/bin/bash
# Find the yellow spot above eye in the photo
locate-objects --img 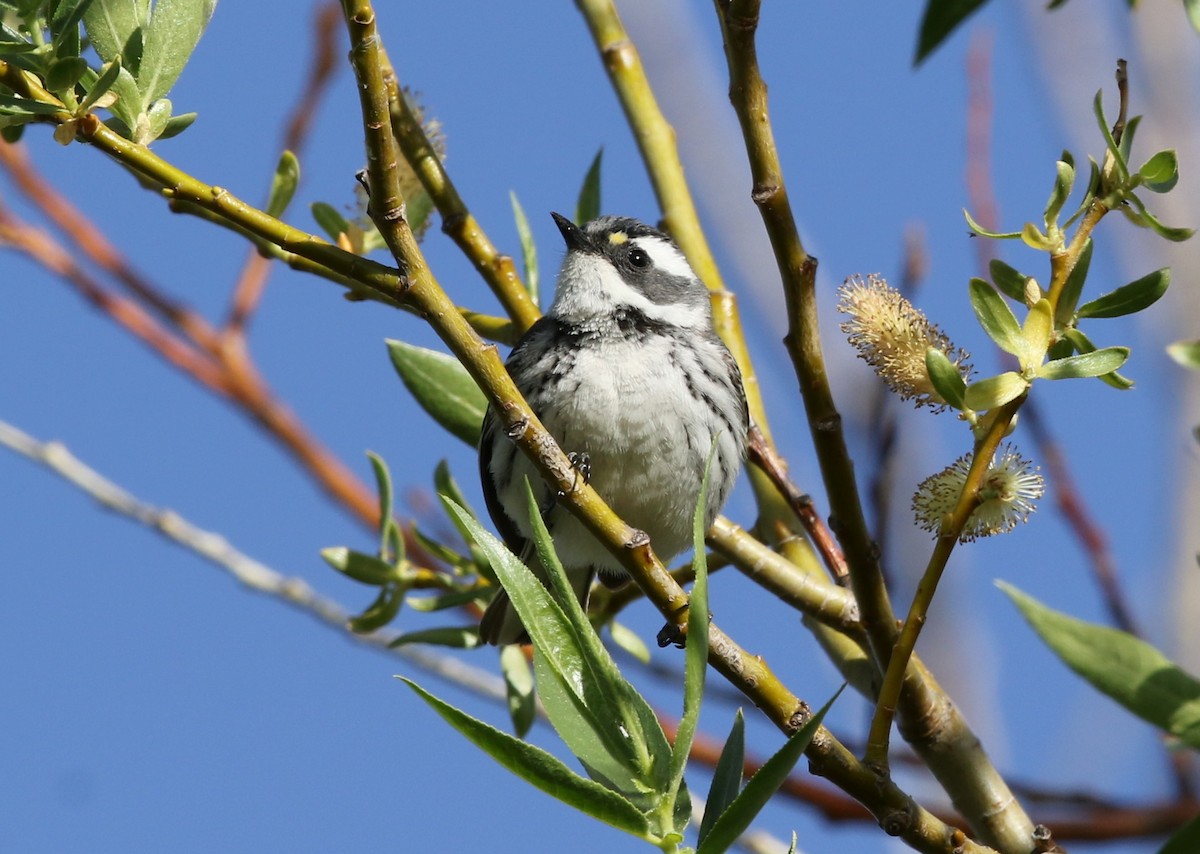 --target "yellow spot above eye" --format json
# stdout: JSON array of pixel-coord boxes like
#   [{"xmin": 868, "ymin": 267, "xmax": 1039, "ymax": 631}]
[{"xmin": 608, "ymin": 231, "xmax": 629, "ymax": 245}]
